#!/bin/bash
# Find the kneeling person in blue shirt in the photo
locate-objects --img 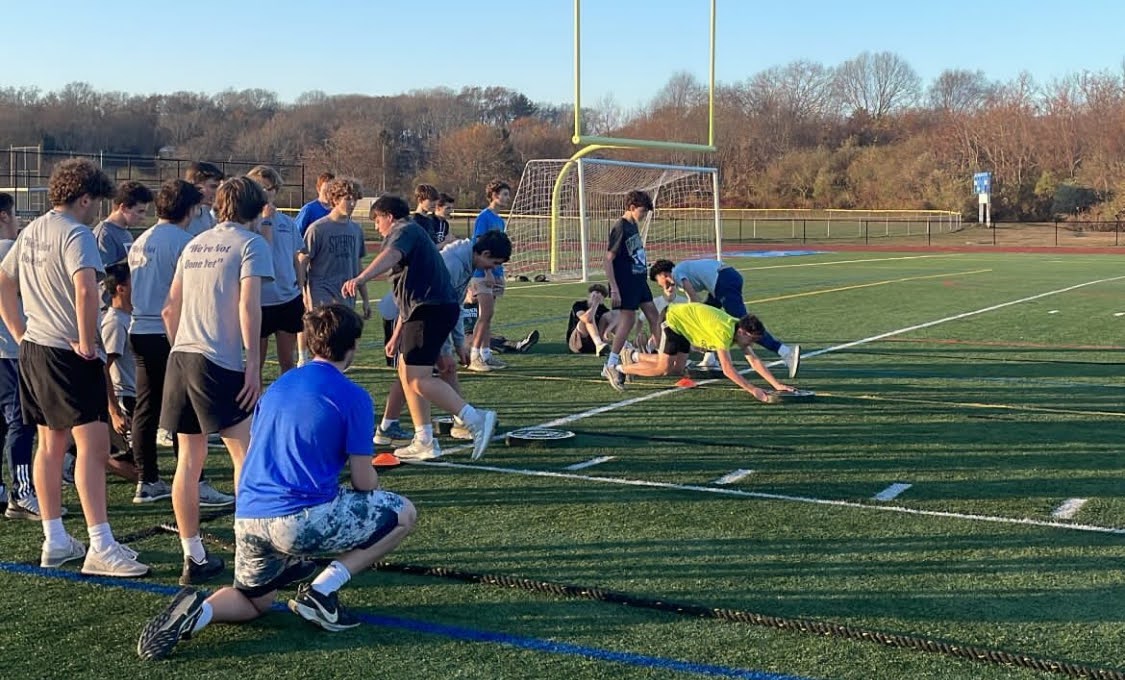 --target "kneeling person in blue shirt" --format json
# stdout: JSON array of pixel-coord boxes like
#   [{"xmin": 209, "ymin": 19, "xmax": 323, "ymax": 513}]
[{"xmin": 138, "ymin": 304, "xmax": 417, "ymax": 660}]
